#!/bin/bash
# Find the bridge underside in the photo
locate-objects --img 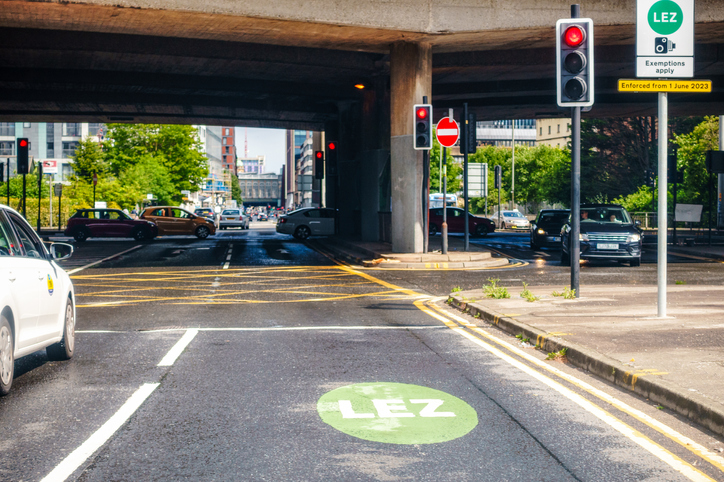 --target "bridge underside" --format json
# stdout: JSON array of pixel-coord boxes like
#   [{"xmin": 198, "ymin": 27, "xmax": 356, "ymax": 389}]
[{"xmin": 1, "ymin": 1, "xmax": 723, "ymax": 127}]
